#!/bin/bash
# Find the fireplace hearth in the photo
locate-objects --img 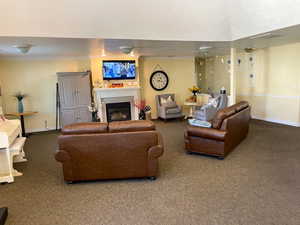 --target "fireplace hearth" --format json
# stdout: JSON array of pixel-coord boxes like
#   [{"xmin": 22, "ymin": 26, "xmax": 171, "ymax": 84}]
[{"xmin": 106, "ymin": 102, "xmax": 131, "ymax": 122}]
